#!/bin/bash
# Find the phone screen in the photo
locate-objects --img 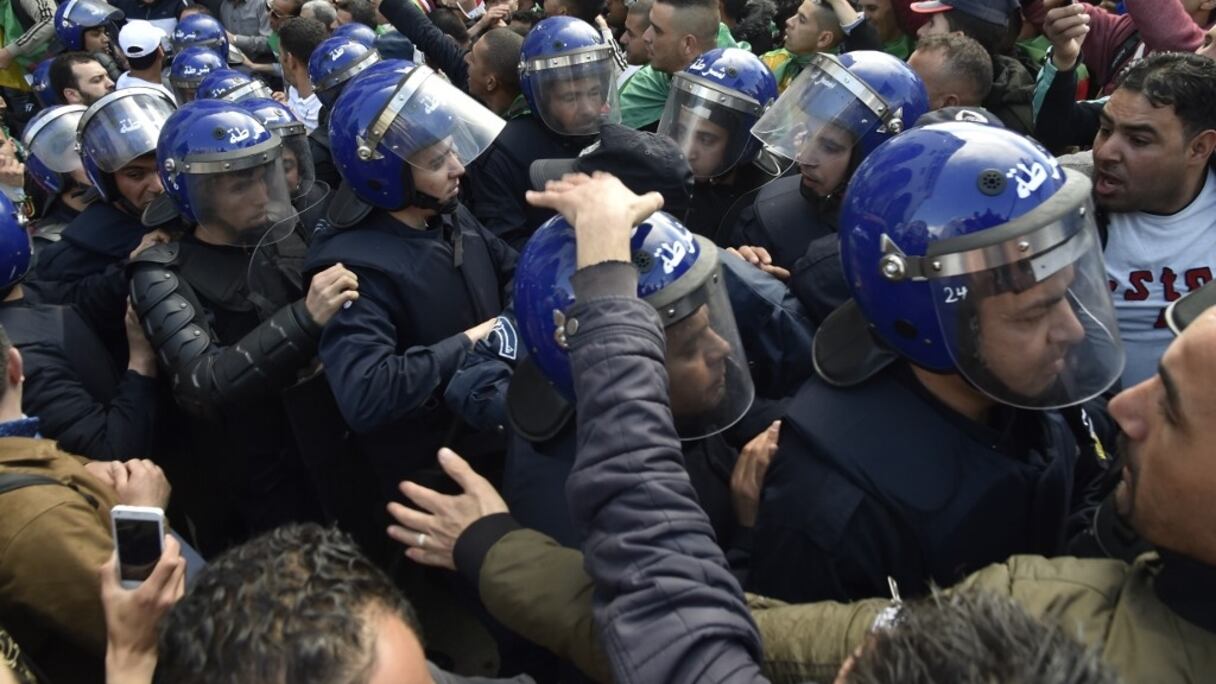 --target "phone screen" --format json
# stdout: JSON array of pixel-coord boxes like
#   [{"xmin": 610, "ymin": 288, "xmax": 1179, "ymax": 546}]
[{"xmin": 115, "ymin": 518, "xmax": 162, "ymax": 583}]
